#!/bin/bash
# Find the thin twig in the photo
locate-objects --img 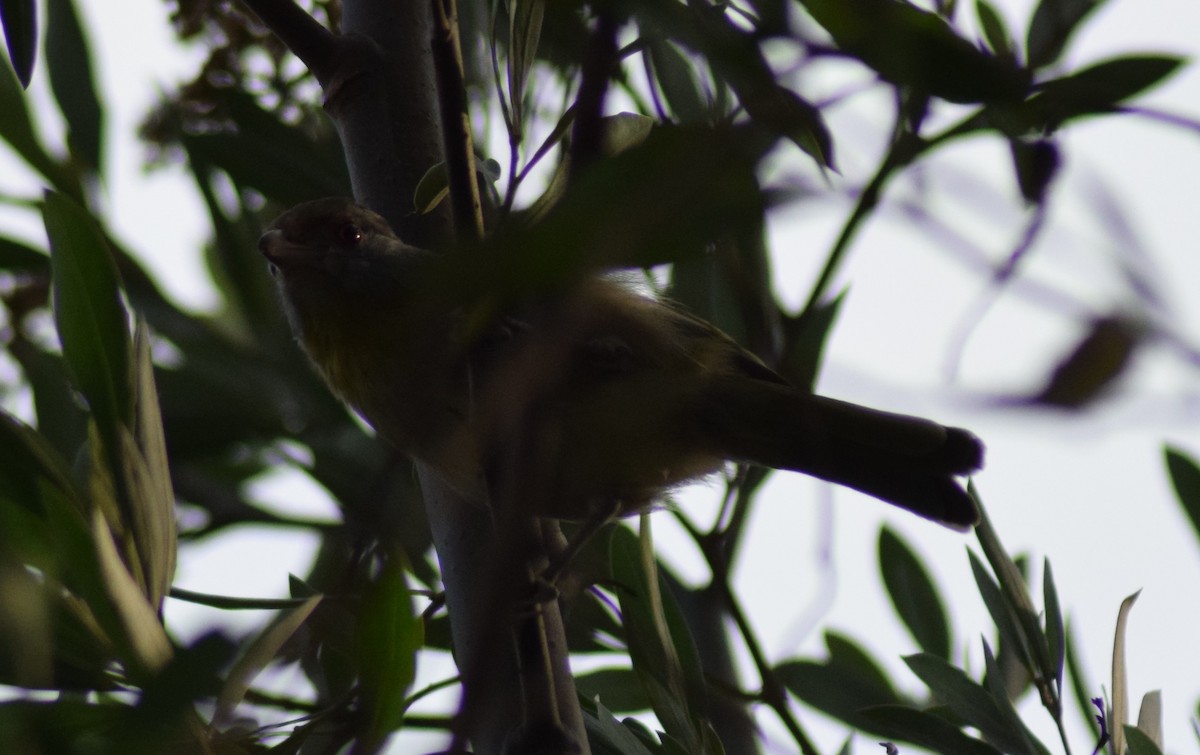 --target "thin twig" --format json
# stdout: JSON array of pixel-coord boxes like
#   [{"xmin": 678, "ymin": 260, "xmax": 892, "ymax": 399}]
[{"xmin": 431, "ymin": 0, "xmax": 485, "ymax": 240}]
